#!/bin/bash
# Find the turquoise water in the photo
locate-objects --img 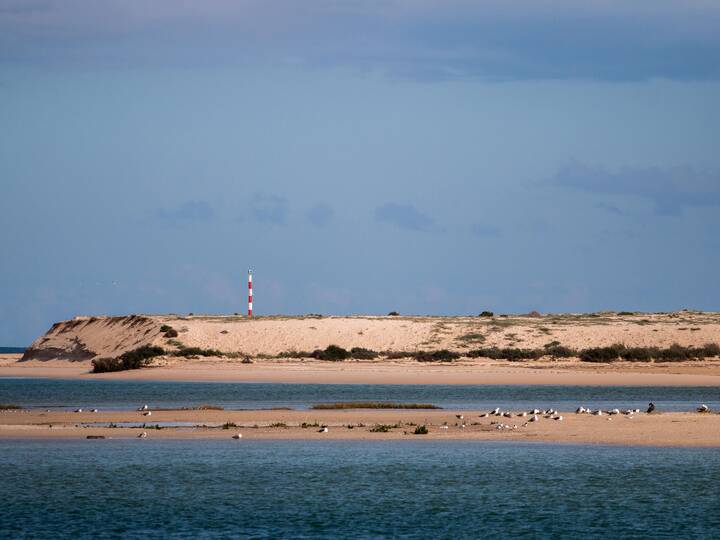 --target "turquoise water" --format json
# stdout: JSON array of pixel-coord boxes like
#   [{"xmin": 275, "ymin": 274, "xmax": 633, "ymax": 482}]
[
  {"xmin": 1, "ymin": 378, "xmax": 718, "ymax": 411},
  {"xmin": 0, "ymin": 440, "xmax": 718, "ymax": 539}
]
